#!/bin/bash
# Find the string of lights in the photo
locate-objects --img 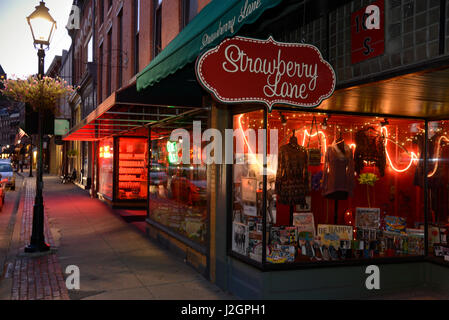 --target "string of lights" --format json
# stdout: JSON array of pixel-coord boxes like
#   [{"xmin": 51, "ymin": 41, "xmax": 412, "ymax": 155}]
[{"xmin": 238, "ymin": 113, "xmax": 449, "ymax": 177}]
